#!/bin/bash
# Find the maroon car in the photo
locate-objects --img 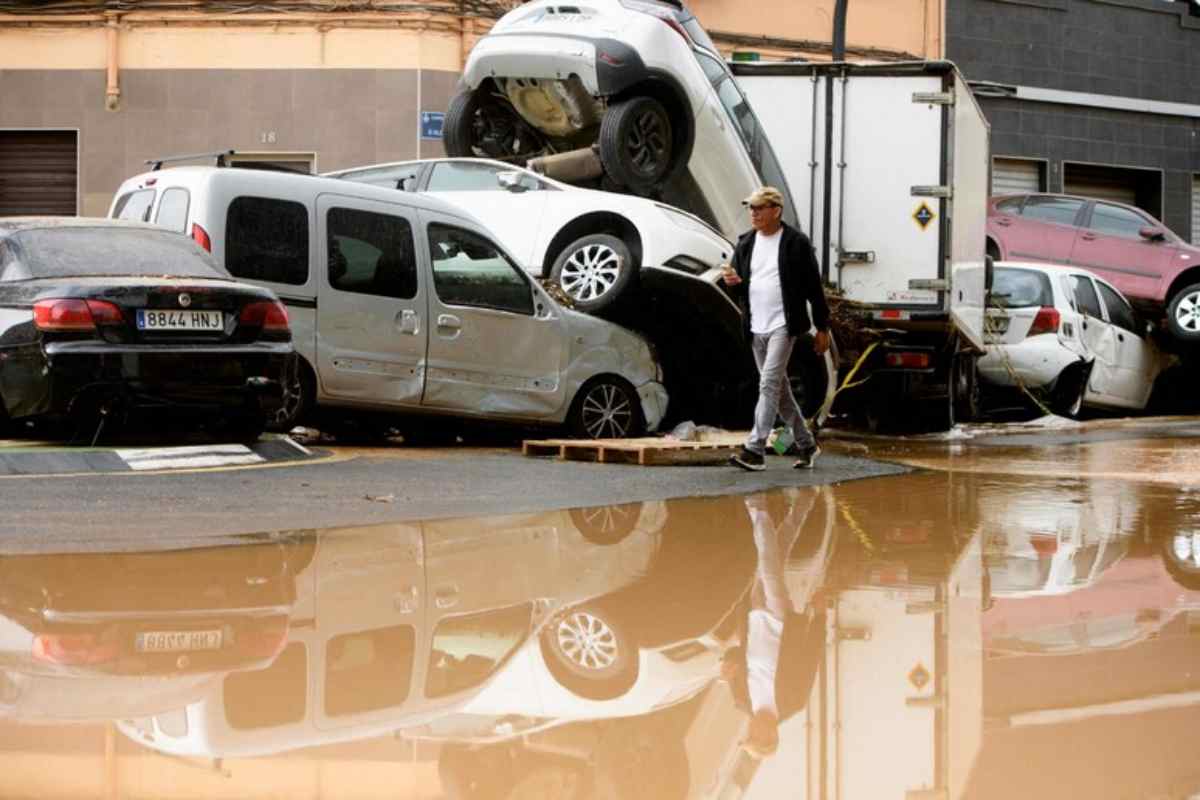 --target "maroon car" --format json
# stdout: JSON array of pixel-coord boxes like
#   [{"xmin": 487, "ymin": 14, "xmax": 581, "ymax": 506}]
[{"xmin": 986, "ymin": 193, "xmax": 1200, "ymax": 342}]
